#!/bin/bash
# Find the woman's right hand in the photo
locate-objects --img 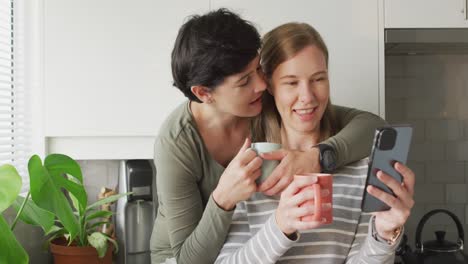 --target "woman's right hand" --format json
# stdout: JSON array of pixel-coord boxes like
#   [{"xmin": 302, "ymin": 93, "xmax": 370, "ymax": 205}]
[
  {"xmin": 276, "ymin": 175, "xmax": 330, "ymax": 235},
  {"xmin": 213, "ymin": 138, "xmax": 263, "ymax": 211}
]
